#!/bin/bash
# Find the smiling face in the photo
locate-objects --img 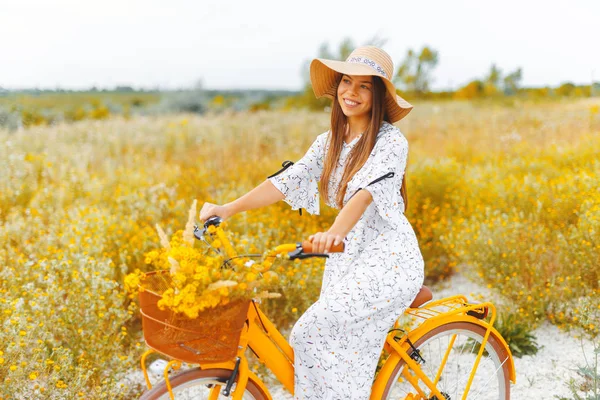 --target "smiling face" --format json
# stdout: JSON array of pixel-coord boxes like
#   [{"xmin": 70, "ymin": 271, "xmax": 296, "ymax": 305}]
[{"xmin": 336, "ymin": 74, "xmax": 374, "ymax": 120}]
